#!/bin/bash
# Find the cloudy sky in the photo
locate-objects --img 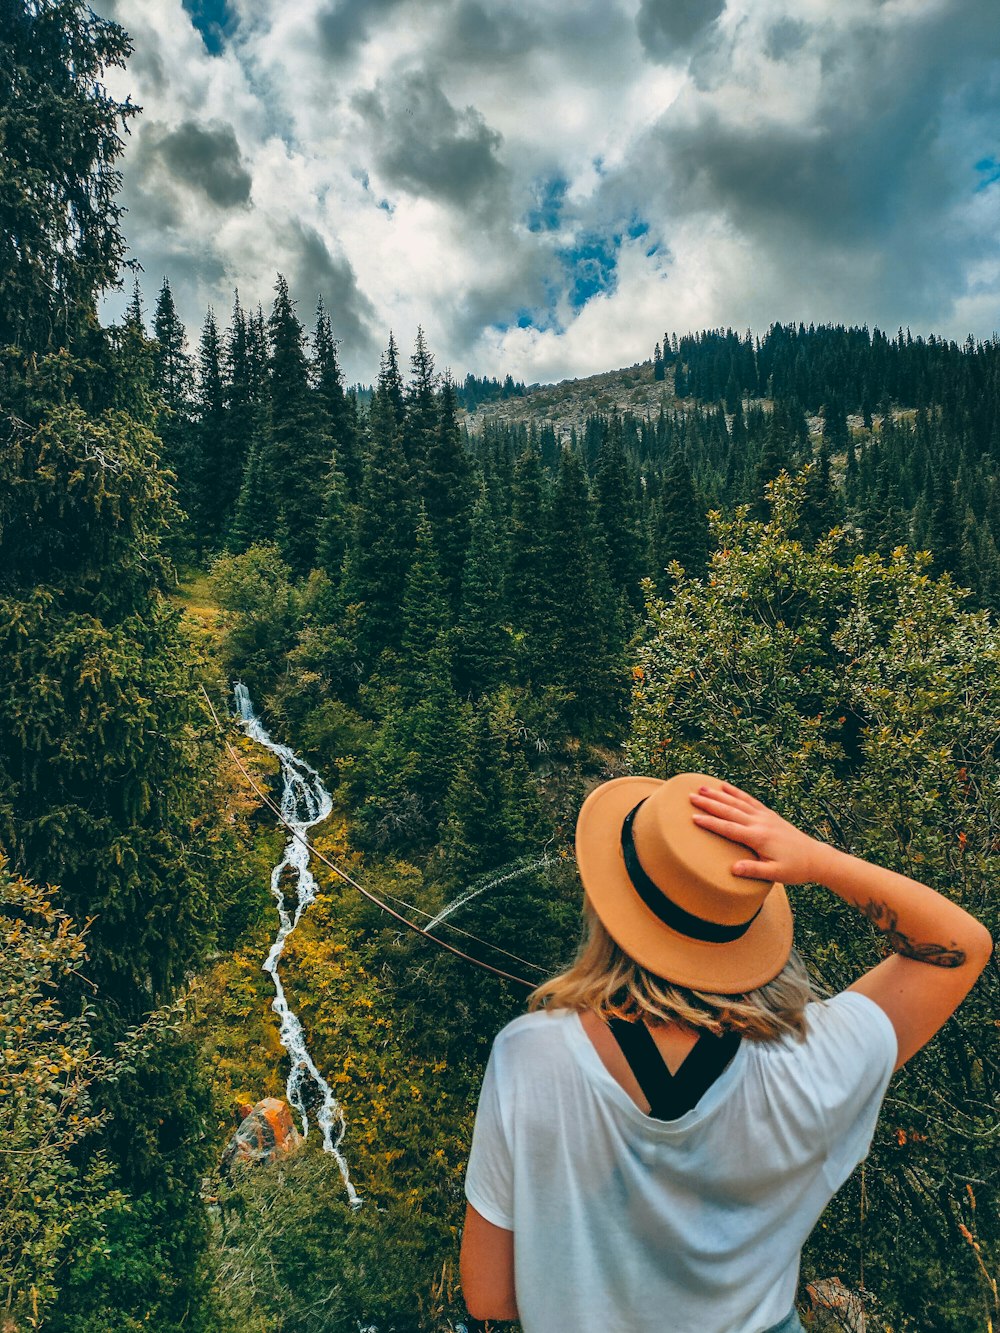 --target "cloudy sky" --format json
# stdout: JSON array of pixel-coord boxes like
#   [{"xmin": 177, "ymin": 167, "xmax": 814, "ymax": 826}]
[{"xmin": 94, "ymin": 0, "xmax": 1000, "ymax": 385}]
